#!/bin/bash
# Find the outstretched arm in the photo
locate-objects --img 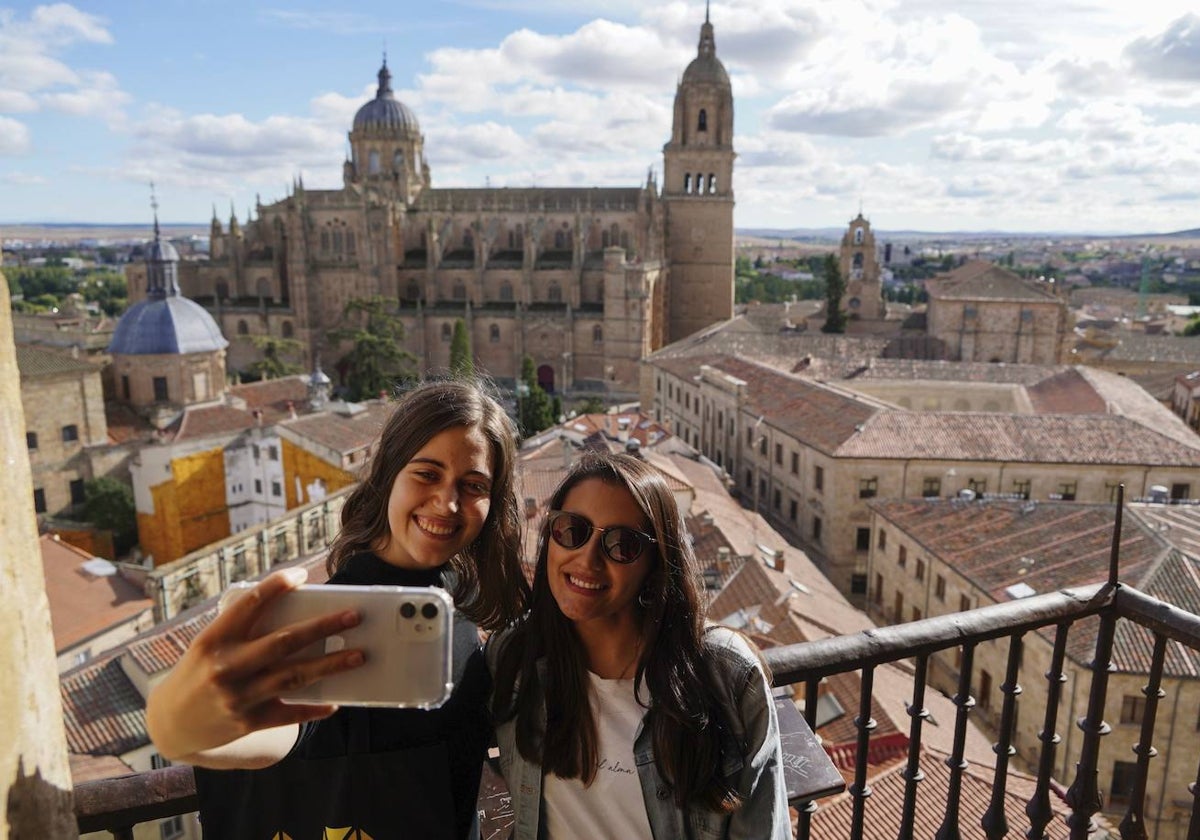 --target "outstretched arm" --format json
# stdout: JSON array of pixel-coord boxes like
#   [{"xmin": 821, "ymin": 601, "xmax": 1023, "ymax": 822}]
[{"xmin": 146, "ymin": 568, "xmax": 364, "ymax": 769}]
